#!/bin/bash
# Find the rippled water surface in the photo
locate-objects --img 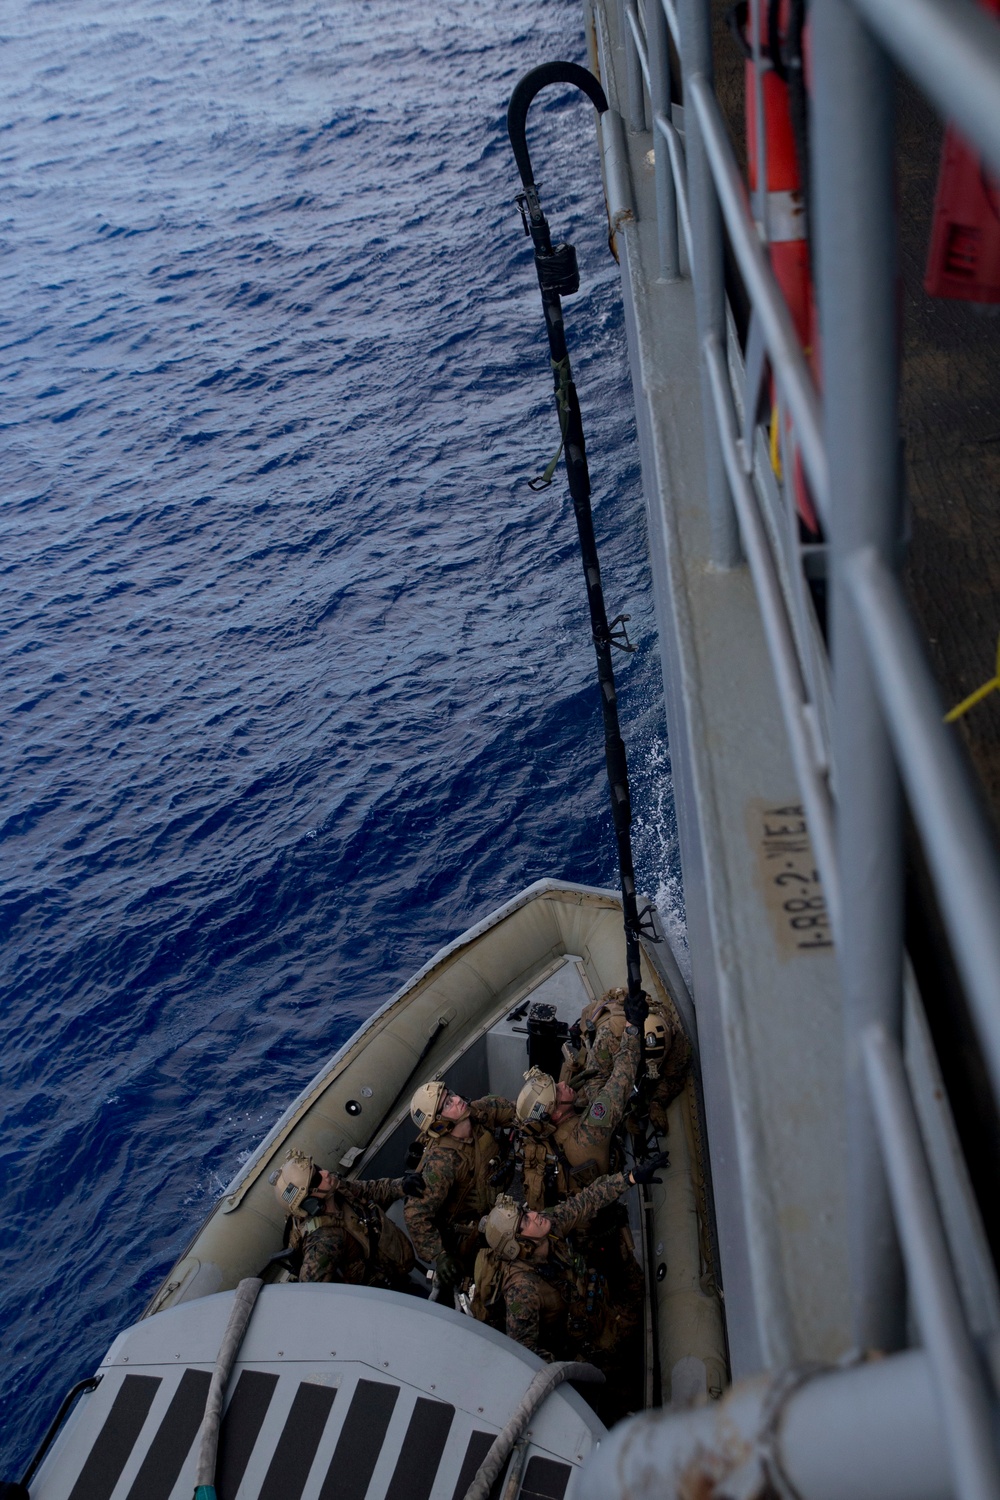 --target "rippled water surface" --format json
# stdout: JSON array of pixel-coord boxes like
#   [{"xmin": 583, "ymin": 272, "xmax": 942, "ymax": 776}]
[{"xmin": 0, "ymin": 0, "xmax": 682, "ymax": 1469}]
